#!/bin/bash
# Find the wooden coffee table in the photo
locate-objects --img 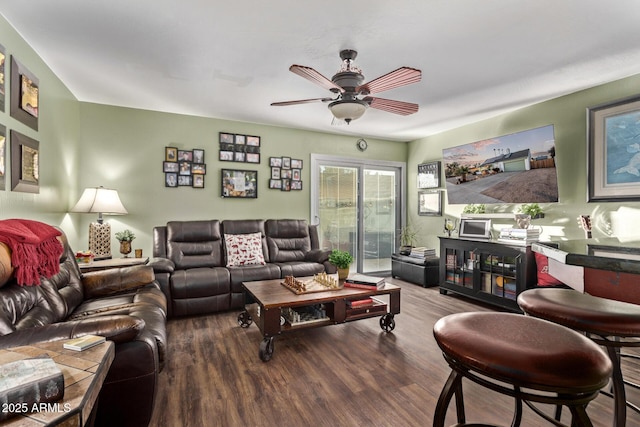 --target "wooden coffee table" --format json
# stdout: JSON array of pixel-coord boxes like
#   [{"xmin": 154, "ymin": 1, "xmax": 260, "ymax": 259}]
[{"xmin": 238, "ymin": 276, "xmax": 400, "ymax": 361}]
